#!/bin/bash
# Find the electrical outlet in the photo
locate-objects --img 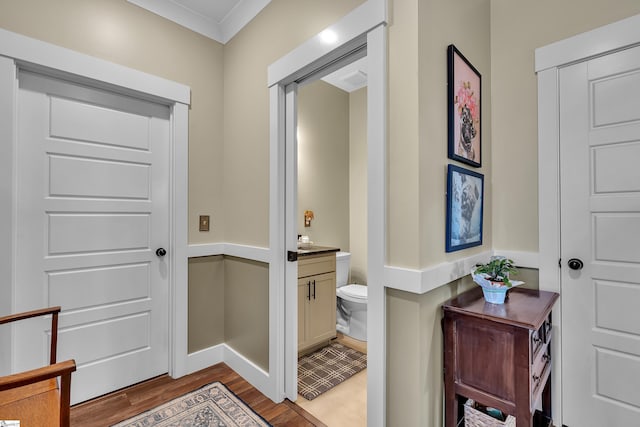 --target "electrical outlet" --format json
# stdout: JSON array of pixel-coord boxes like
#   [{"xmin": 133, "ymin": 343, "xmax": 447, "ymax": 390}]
[{"xmin": 199, "ymin": 215, "xmax": 210, "ymax": 232}]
